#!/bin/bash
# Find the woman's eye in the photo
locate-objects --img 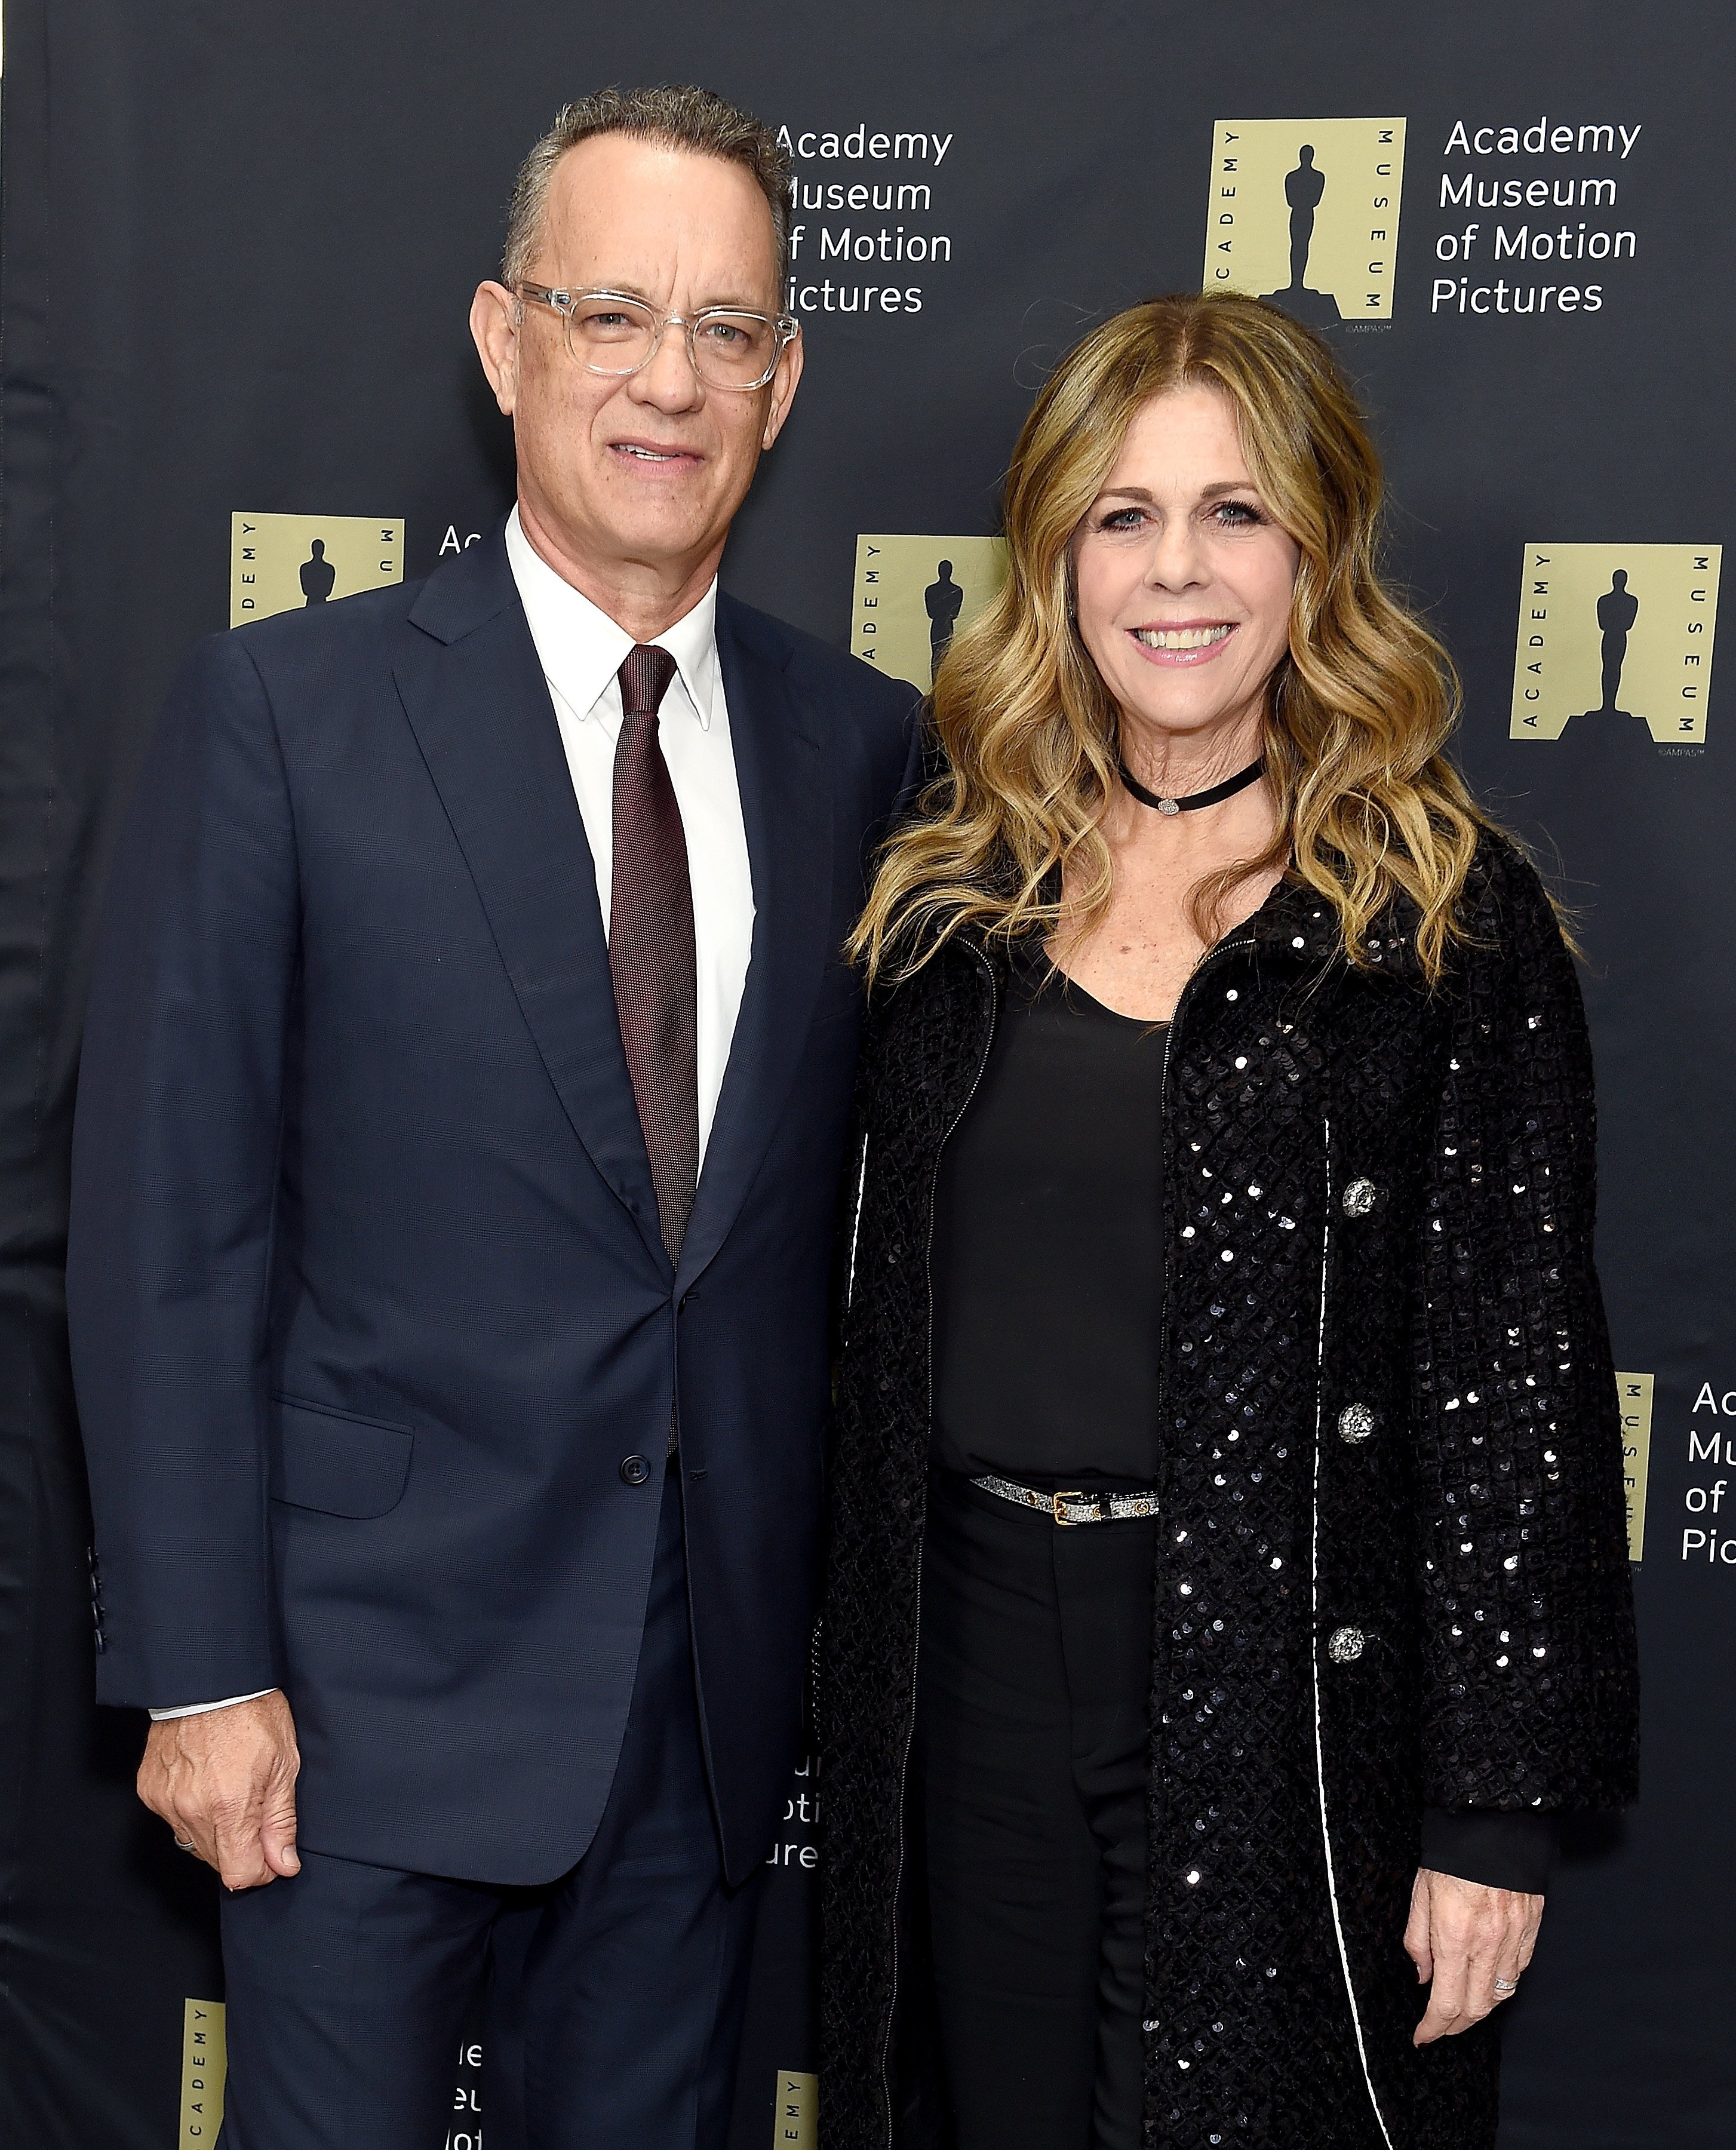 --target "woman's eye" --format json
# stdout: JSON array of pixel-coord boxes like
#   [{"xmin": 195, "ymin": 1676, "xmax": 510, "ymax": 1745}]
[
  {"xmin": 1099, "ymin": 508, "xmax": 1145, "ymax": 532},
  {"xmin": 1212, "ymin": 500, "xmax": 1264, "ymax": 527}
]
